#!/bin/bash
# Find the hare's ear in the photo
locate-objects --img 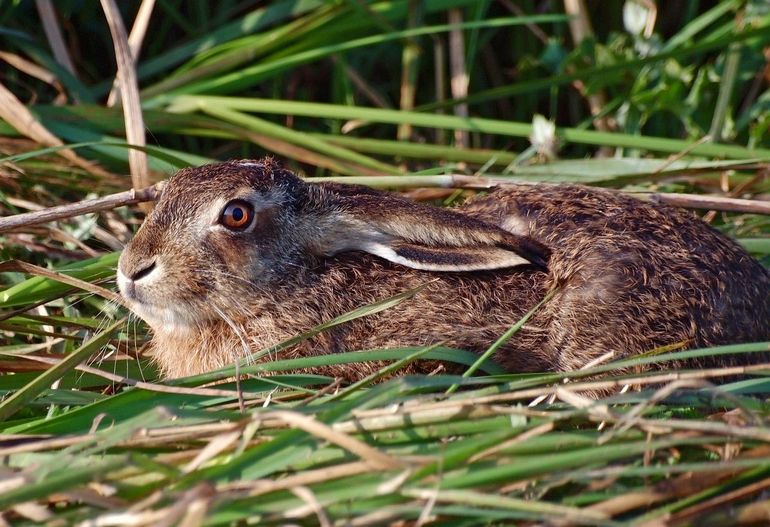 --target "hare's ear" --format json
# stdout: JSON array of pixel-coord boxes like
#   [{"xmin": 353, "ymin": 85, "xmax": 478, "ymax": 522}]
[{"xmin": 305, "ymin": 189, "xmax": 549, "ymax": 272}]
